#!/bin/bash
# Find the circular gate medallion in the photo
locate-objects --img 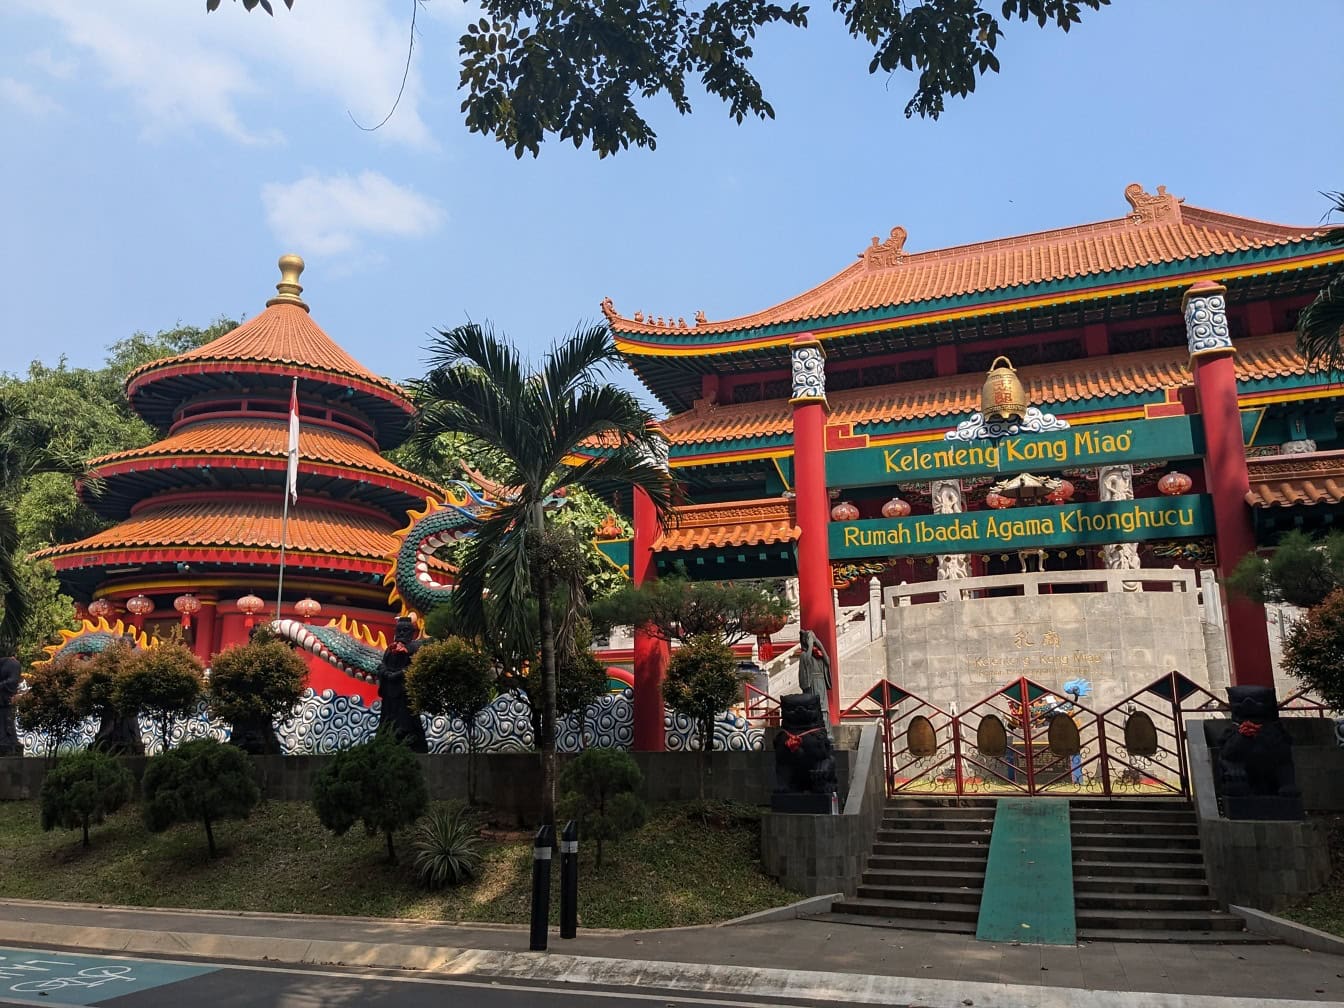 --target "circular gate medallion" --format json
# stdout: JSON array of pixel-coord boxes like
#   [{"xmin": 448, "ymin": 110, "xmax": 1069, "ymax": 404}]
[
  {"xmin": 907, "ymin": 714, "xmax": 937, "ymax": 758},
  {"xmin": 976, "ymin": 714, "xmax": 1008, "ymax": 758},
  {"xmin": 1047, "ymin": 714, "xmax": 1081, "ymax": 757},
  {"xmin": 1123, "ymin": 710, "xmax": 1160, "ymax": 757}
]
